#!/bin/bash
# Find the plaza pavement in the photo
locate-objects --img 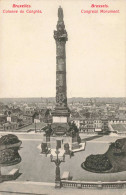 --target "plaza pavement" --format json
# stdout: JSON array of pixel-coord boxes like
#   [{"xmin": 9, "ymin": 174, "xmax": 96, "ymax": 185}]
[{"xmin": 1, "ymin": 132, "xmax": 126, "ymax": 194}]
